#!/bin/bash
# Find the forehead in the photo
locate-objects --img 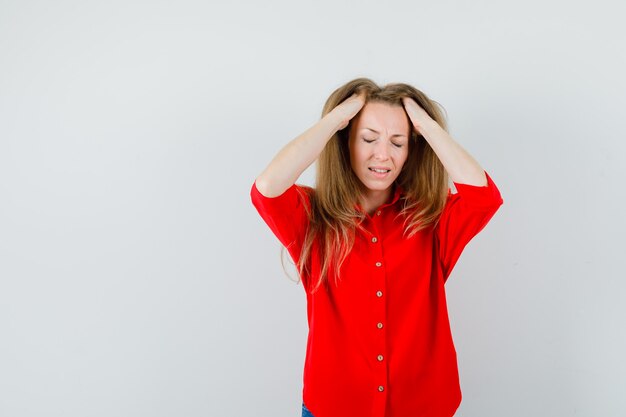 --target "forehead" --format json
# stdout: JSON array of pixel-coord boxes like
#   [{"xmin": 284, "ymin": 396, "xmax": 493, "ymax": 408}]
[{"xmin": 353, "ymin": 101, "xmax": 409, "ymax": 133}]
